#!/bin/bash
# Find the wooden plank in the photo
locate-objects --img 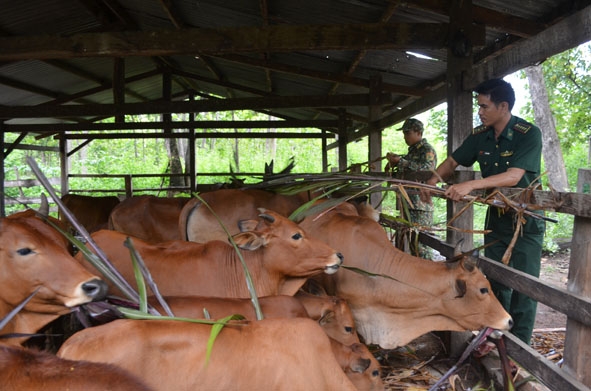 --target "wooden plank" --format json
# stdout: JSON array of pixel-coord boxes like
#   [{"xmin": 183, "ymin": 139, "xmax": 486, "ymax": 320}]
[
  {"xmin": 563, "ymin": 215, "xmax": 591, "ymax": 386},
  {"xmin": 0, "ymin": 23, "xmax": 468, "ymax": 61},
  {"xmin": 503, "ymin": 332, "xmax": 590, "ymax": 391},
  {"xmin": 464, "ymin": 5, "xmax": 591, "ymax": 88},
  {"xmin": 58, "ymin": 132, "xmax": 335, "ymax": 140},
  {"xmin": 0, "ymin": 93, "xmax": 391, "ymax": 118},
  {"xmin": 478, "ymin": 256, "xmax": 591, "ymax": 327},
  {"xmin": 5, "ymin": 119, "xmax": 346, "ymax": 132}
]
